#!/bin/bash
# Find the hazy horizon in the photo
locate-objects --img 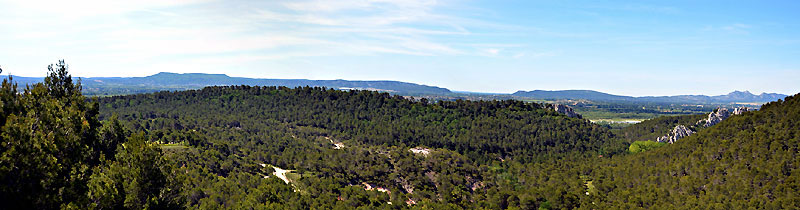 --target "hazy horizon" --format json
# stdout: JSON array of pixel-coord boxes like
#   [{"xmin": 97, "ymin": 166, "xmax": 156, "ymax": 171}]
[
  {"xmin": 2, "ymin": 0, "xmax": 799, "ymax": 96},
  {"xmin": 2, "ymin": 71, "xmax": 792, "ymax": 97}
]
